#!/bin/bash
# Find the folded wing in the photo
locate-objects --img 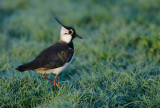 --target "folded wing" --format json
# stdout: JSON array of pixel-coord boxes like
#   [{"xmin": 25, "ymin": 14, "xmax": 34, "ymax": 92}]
[{"xmin": 16, "ymin": 42, "xmax": 74, "ymax": 72}]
